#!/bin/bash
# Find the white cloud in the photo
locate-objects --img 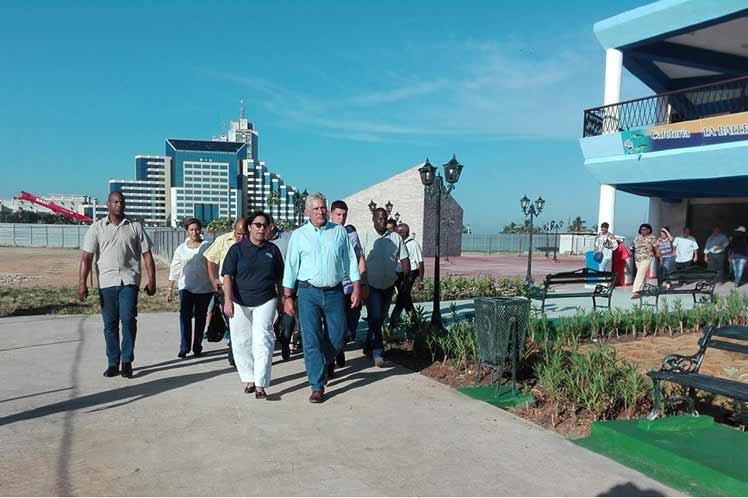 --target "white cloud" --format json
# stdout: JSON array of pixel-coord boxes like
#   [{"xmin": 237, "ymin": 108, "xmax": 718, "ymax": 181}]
[{"xmin": 223, "ymin": 39, "xmax": 604, "ymax": 142}]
